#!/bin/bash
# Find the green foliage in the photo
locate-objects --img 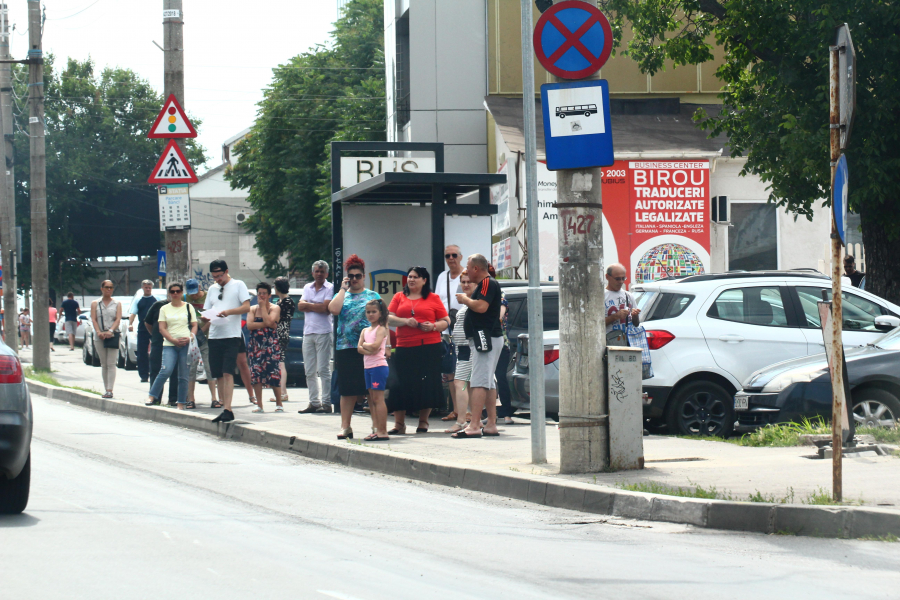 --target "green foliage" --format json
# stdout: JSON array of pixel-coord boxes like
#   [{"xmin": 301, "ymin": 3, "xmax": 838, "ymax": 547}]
[
  {"xmin": 738, "ymin": 418, "xmax": 830, "ymax": 447},
  {"xmin": 618, "ymin": 480, "xmax": 727, "ymax": 499},
  {"xmin": 24, "ymin": 366, "xmax": 100, "ymax": 395},
  {"xmin": 603, "ymin": 0, "xmax": 900, "ymax": 303},
  {"xmin": 227, "ymin": 0, "xmax": 386, "ymax": 278},
  {"xmin": 857, "ymin": 425, "xmax": 900, "ymax": 444},
  {"xmin": 12, "ymin": 56, "xmax": 205, "ymax": 292}
]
